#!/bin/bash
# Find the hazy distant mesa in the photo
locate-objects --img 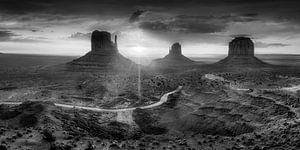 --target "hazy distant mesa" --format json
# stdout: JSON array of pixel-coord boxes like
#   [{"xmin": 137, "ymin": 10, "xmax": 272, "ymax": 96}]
[{"xmin": 150, "ymin": 42, "xmax": 195, "ymax": 68}]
